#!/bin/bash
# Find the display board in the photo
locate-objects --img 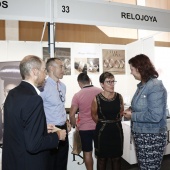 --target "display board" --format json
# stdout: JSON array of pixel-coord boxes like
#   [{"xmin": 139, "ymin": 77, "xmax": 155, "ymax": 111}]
[
  {"xmin": 1, "ymin": 0, "xmax": 170, "ymax": 32},
  {"xmin": 55, "ymin": 0, "xmax": 170, "ymax": 32},
  {"xmin": 0, "ymin": 0, "xmax": 50, "ymax": 21}
]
